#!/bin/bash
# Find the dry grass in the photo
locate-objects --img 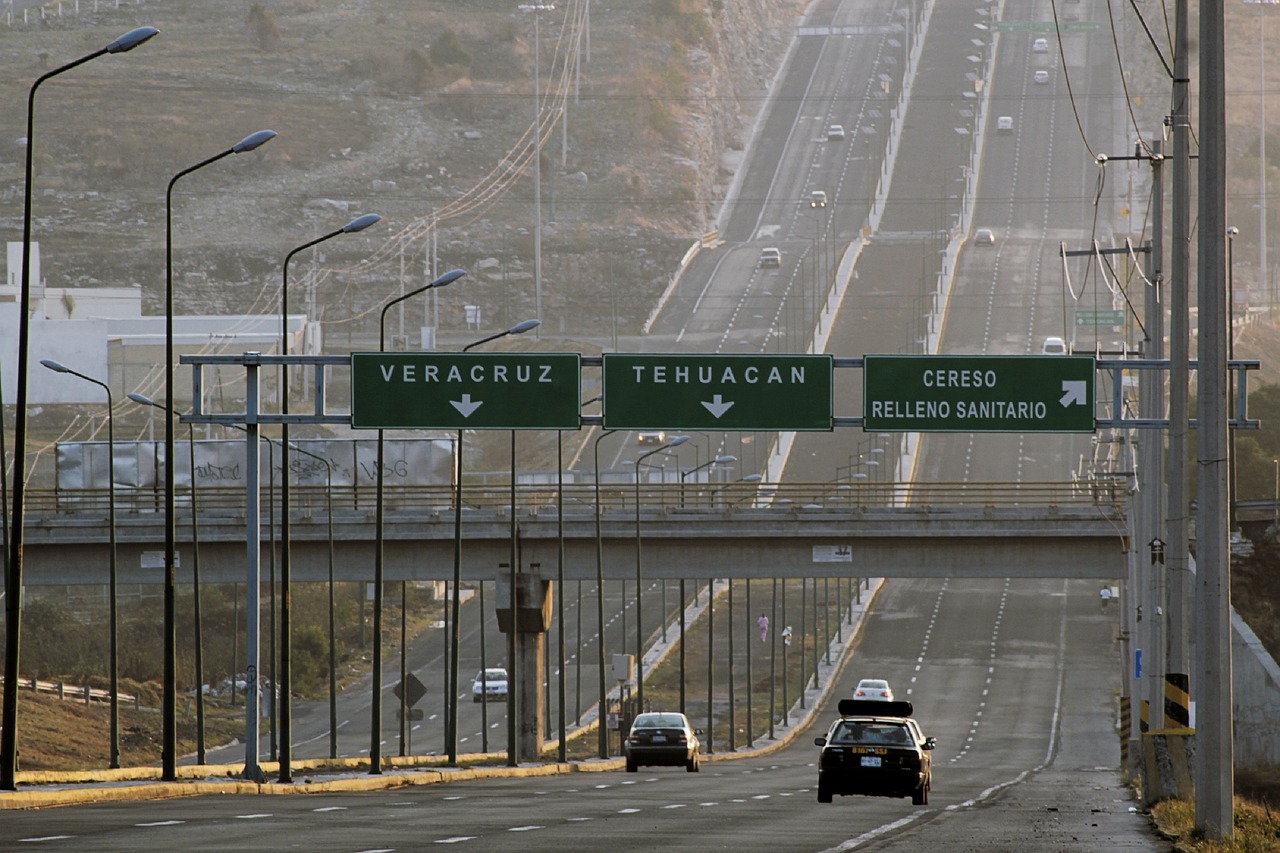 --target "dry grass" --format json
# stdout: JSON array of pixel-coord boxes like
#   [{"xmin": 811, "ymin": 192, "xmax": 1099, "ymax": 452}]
[{"xmin": 1152, "ymin": 796, "xmax": 1280, "ymax": 852}]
